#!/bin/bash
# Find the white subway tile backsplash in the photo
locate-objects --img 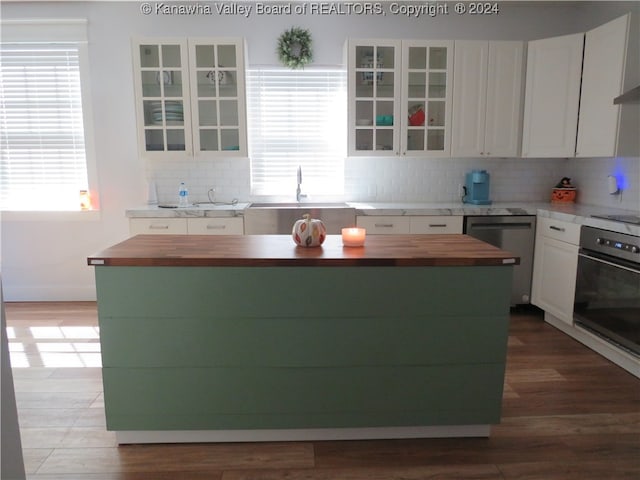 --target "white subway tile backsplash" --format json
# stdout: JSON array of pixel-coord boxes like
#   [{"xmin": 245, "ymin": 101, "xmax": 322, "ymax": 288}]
[
  {"xmin": 566, "ymin": 156, "xmax": 639, "ymax": 211},
  {"xmin": 147, "ymin": 156, "xmax": 250, "ymax": 204},
  {"xmin": 344, "ymin": 156, "xmax": 570, "ymax": 203},
  {"xmin": 145, "ymin": 153, "xmax": 638, "ymax": 209}
]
